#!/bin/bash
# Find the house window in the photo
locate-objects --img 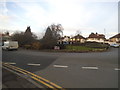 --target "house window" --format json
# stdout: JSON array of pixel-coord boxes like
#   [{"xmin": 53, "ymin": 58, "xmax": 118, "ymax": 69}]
[
  {"xmin": 91, "ymin": 38, "xmax": 94, "ymax": 40},
  {"xmin": 73, "ymin": 38, "xmax": 75, "ymax": 41},
  {"xmin": 77, "ymin": 38, "xmax": 80, "ymax": 41},
  {"xmin": 70, "ymin": 39, "xmax": 72, "ymax": 41}
]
